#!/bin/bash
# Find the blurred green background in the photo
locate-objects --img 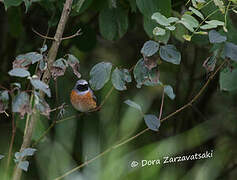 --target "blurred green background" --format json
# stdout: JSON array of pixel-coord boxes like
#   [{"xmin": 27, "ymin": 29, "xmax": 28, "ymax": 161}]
[{"xmin": 0, "ymin": 0, "xmax": 237, "ymax": 180}]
